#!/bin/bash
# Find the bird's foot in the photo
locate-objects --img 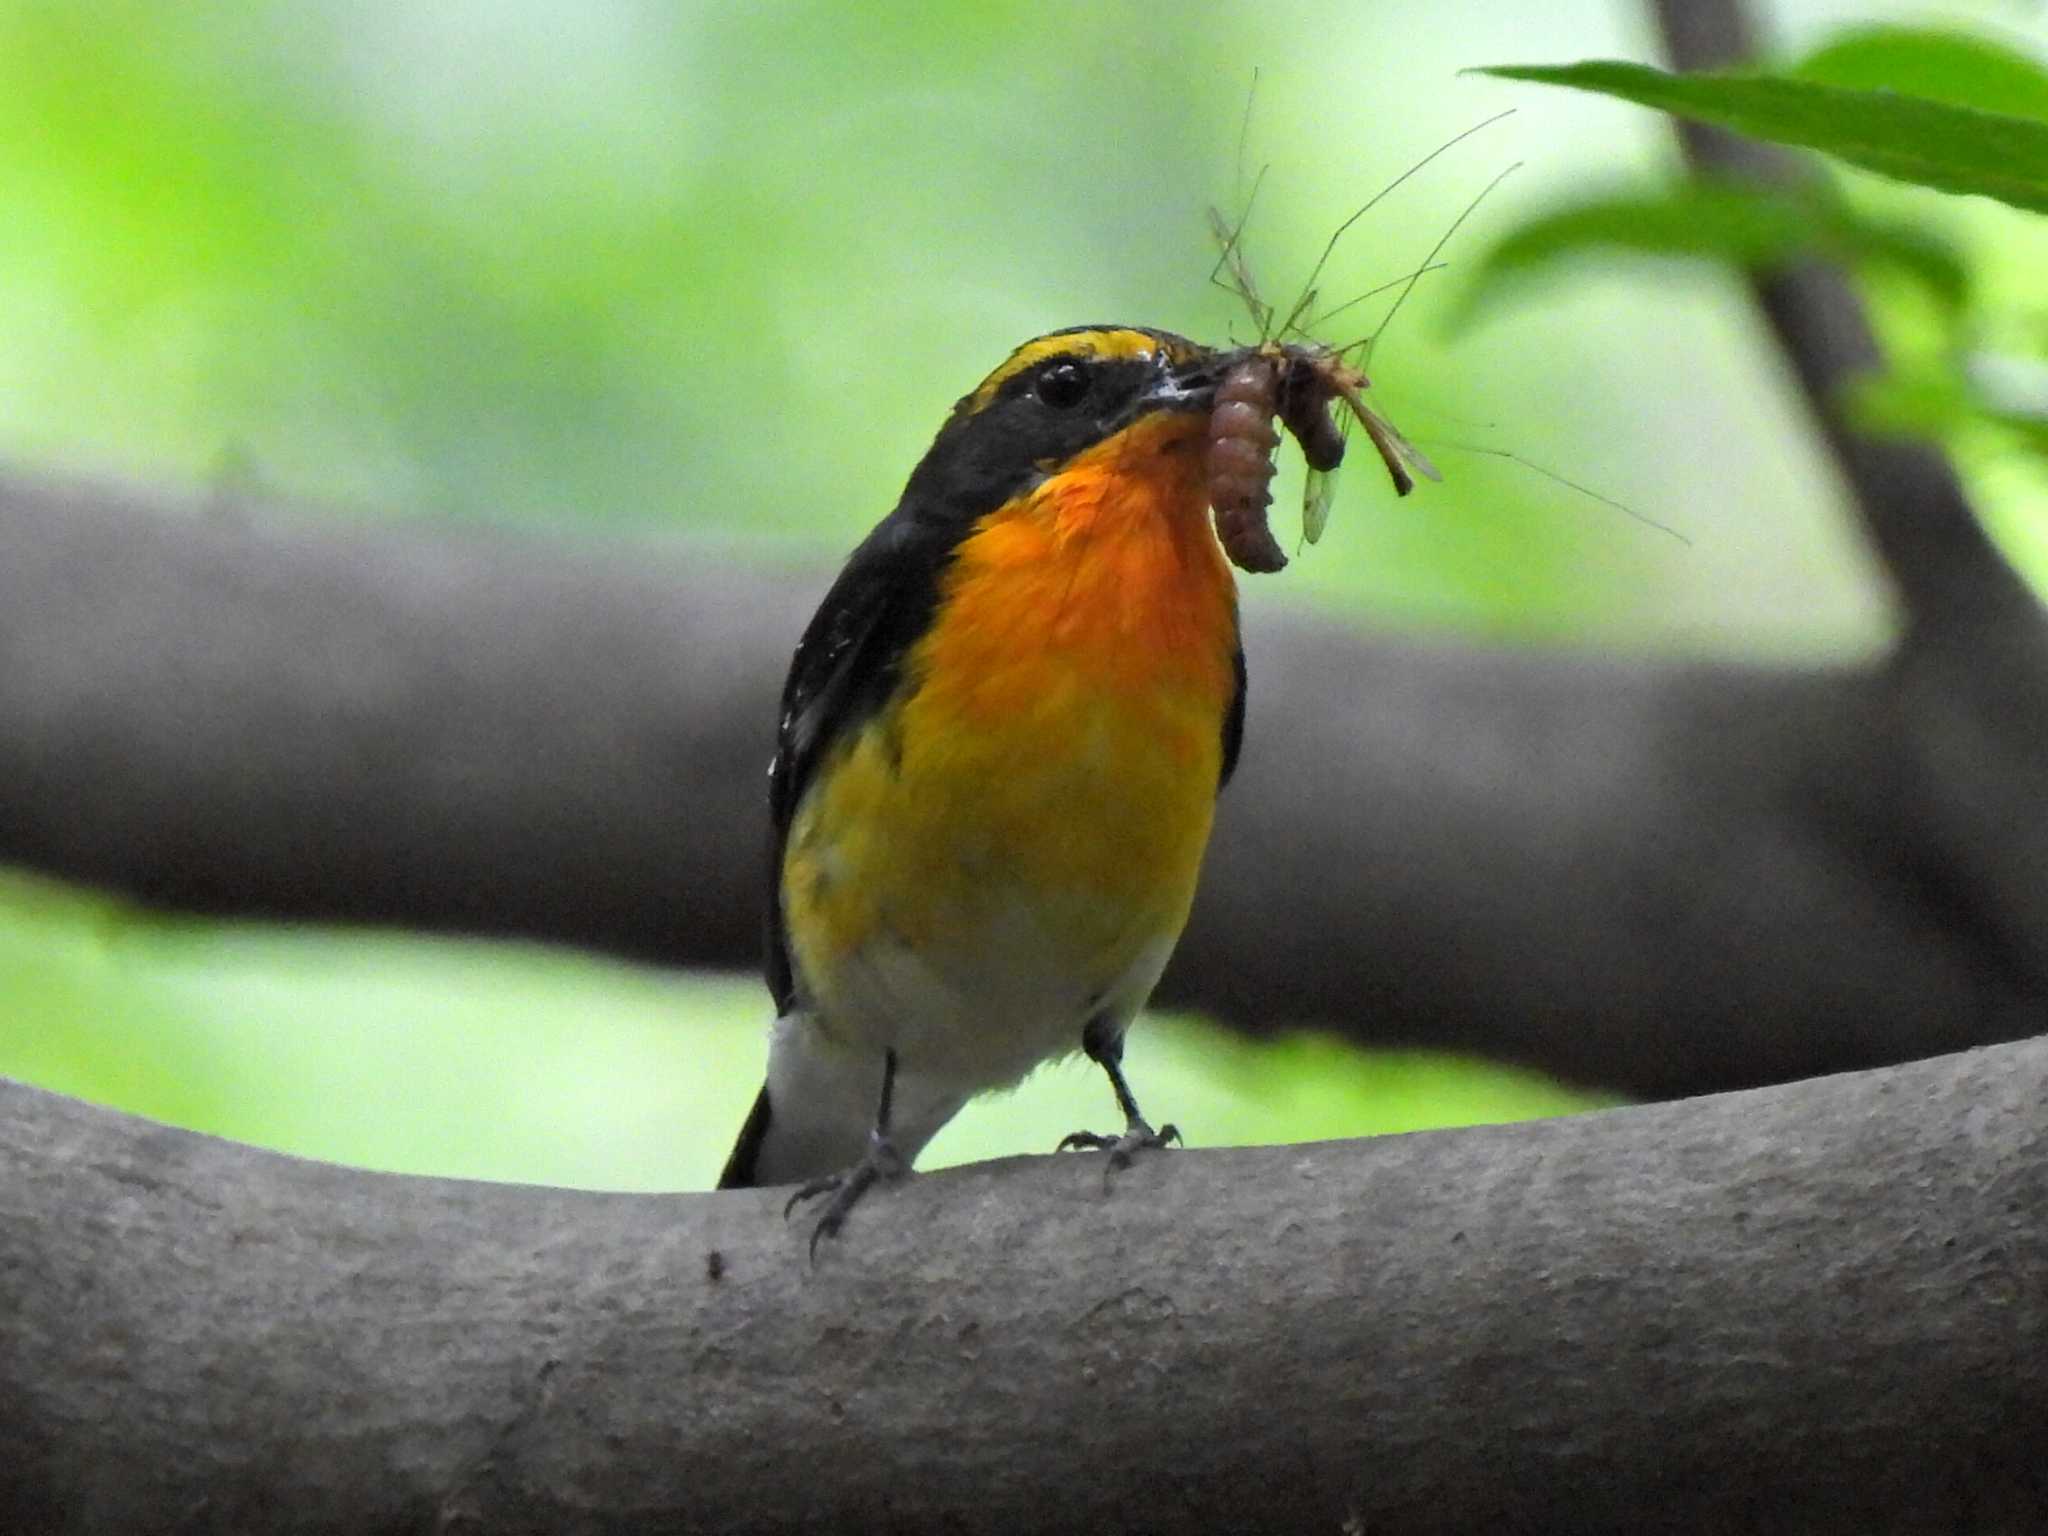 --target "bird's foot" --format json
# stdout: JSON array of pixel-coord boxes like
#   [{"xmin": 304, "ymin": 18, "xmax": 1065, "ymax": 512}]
[
  {"xmin": 784, "ymin": 1132, "xmax": 908, "ymax": 1260},
  {"xmin": 1057, "ymin": 1118, "xmax": 1181, "ymax": 1179}
]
